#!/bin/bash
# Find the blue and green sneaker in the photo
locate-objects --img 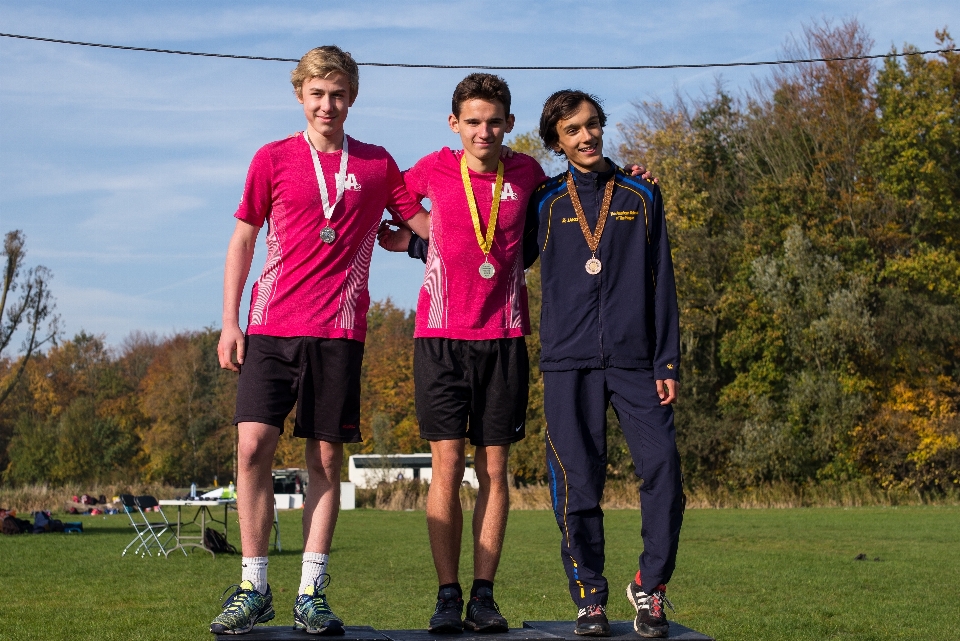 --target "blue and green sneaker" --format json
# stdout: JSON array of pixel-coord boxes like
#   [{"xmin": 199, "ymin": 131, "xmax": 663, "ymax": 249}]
[
  {"xmin": 294, "ymin": 575, "xmax": 344, "ymax": 635},
  {"xmin": 209, "ymin": 580, "xmax": 275, "ymax": 635}
]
